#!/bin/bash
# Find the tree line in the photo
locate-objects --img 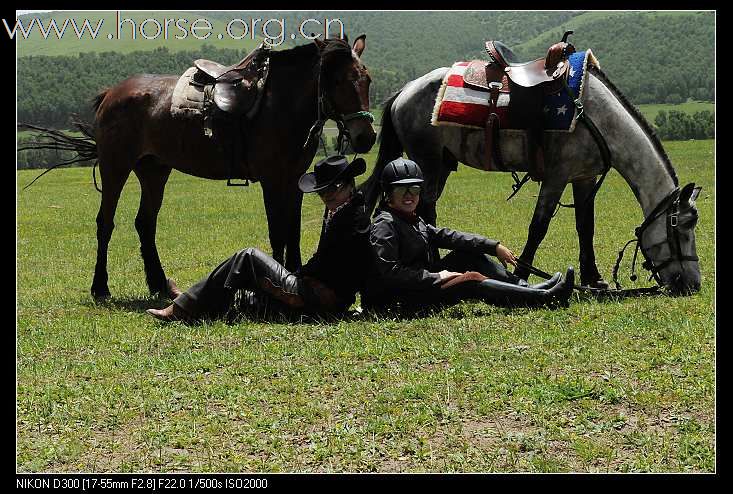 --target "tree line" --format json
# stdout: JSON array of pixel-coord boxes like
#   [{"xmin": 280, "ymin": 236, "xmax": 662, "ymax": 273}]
[{"xmin": 654, "ymin": 110, "xmax": 714, "ymax": 141}]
